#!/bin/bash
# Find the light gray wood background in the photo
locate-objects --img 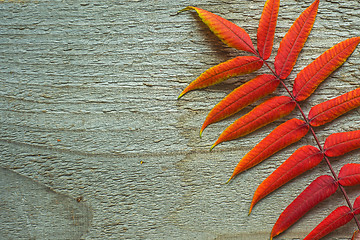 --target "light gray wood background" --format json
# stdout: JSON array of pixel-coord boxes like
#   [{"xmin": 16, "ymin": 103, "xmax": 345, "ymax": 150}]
[{"xmin": 1, "ymin": 0, "xmax": 359, "ymax": 239}]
